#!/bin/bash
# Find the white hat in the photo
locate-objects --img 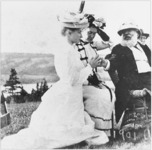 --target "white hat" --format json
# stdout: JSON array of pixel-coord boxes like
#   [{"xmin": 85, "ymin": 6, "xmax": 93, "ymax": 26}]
[
  {"xmin": 93, "ymin": 17, "xmax": 106, "ymax": 28},
  {"xmin": 118, "ymin": 22, "xmax": 141, "ymax": 36},
  {"xmin": 57, "ymin": 11, "xmax": 89, "ymax": 29}
]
